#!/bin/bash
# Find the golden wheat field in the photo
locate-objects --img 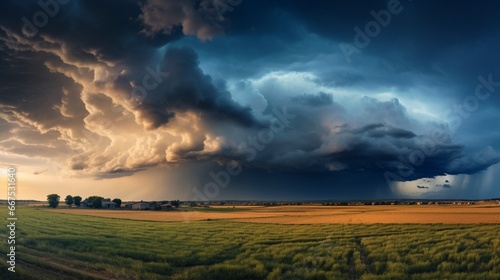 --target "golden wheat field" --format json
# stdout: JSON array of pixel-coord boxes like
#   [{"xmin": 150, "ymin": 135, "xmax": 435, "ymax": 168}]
[{"xmin": 50, "ymin": 204, "xmax": 500, "ymax": 224}]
